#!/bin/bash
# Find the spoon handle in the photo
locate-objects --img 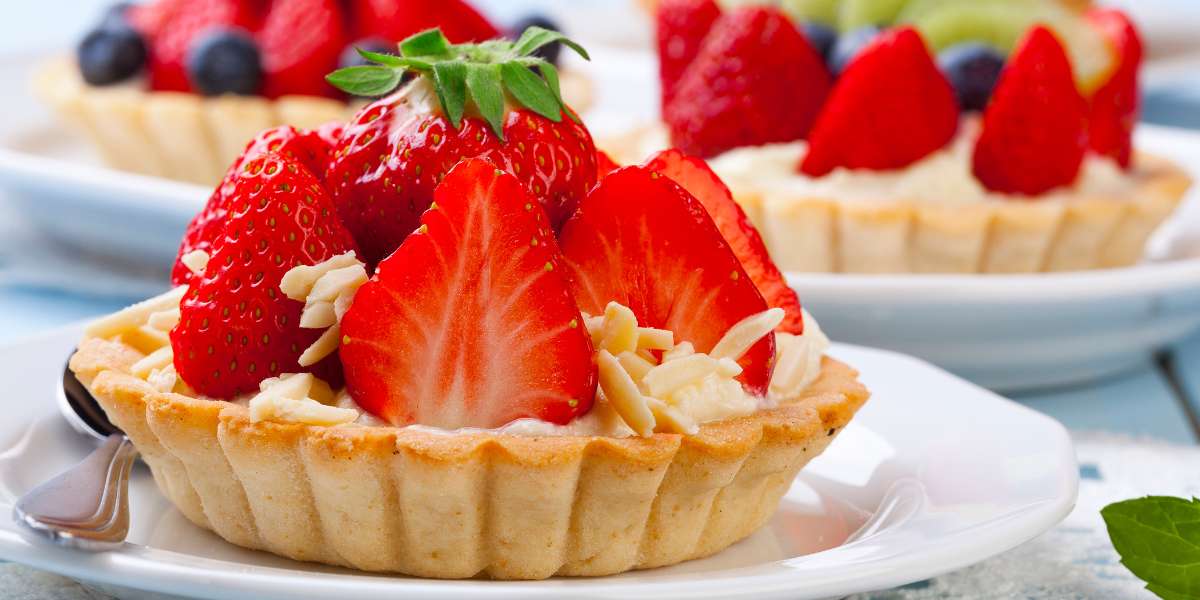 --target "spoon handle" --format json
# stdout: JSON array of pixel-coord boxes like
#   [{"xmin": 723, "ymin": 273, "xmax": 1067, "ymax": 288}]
[{"xmin": 13, "ymin": 434, "xmax": 137, "ymax": 550}]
